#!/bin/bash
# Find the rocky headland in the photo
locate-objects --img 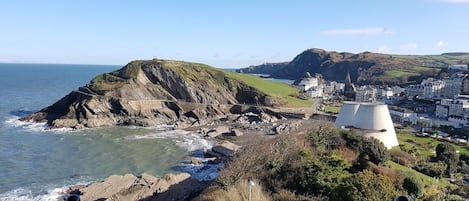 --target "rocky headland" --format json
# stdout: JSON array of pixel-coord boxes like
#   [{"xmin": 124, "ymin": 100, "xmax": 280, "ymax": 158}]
[{"xmin": 21, "ymin": 59, "xmax": 291, "ymax": 129}]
